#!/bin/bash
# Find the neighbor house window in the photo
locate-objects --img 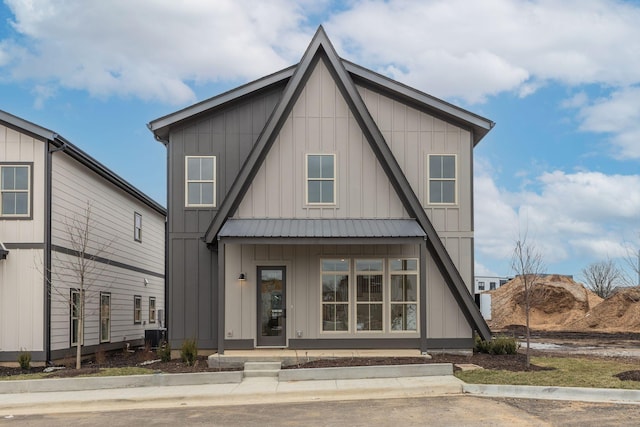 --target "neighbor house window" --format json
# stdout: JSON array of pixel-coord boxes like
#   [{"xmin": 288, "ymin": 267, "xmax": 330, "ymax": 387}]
[
  {"xmin": 321, "ymin": 259, "xmax": 350, "ymax": 332},
  {"xmin": 70, "ymin": 289, "xmax": 82, "ymax": 346},
  {"xmin": 149, "ymin": 297, "xmax": 156, "ymax": 324},
  {"xmin": 478, "ymin": 281, "xmax": 485, "ymax": 291},
  {"xmin": 185, "ymin": 156, "xmax": 216, "ymax": 207},
  {"xmin": 389, "ymin": 259, "xmax": 418, "ymax": 331},
  {"xmin": 355, "ymin": 259, "xmax": 383, "ymax": 332},
  {"xmin": 490, "ymin": 282, "xmax": 496, "ymax": 290},
  {"xmin": 134, "ymin": 212, "xmax": 142, "ymax": 242},
  {"xmin": 306, "ymin": 154, "xmax": 335, "ymax": 204},
  {"xmin": 100, "ymin": 292, "xmax": 111, "ymax": 343},
  {"xmin": 428, "ymin": 155, "xmax": 456, "ymax": 204},
  {"xmin": 134, "ymin": 295, "xmax": 142, "ymax": 324},
  {"xmin": 0, "ymin": 164, "xmax": 31, "ymax": 217}
]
